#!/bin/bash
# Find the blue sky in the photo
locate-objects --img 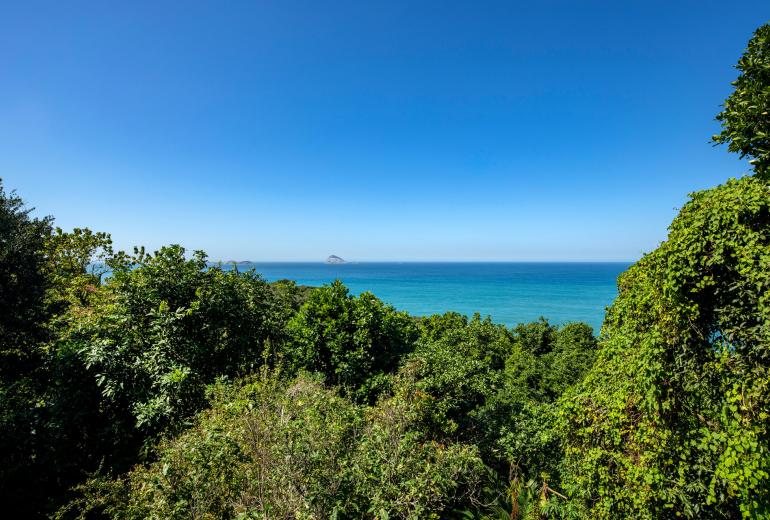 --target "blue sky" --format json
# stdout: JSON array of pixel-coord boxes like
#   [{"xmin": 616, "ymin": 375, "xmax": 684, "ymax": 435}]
[{"xmin": 1, "ymin": 1, "xmax": 767, "ymax": 261}]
